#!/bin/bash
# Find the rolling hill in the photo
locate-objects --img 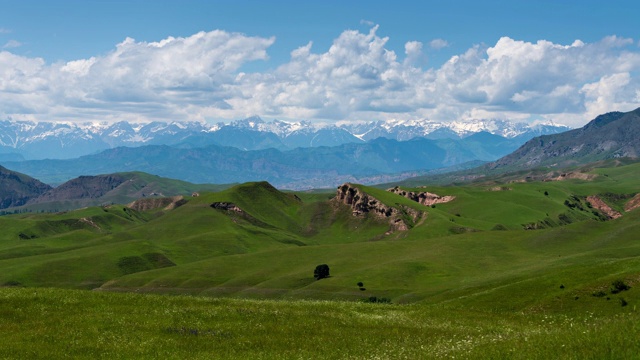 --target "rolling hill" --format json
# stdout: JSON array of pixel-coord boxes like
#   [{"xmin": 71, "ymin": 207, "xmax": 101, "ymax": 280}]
[
  {"xmin": 0, "ymin": 162, "xmax": 638, "ymax": 301},
  {"xmin": 0, "ymin": 170, "xmax": 231, "ymax": 212},
  {"xmin": 1, "ymin": 160, "xmax": 640, "ymax": 358}
]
